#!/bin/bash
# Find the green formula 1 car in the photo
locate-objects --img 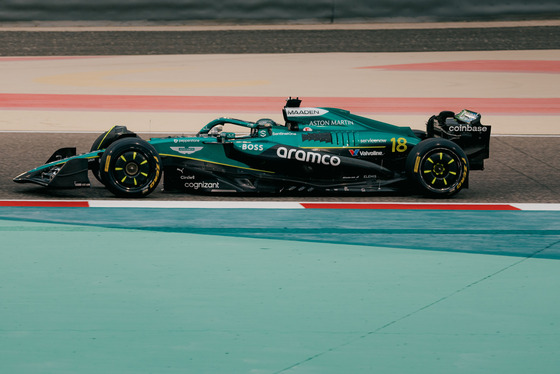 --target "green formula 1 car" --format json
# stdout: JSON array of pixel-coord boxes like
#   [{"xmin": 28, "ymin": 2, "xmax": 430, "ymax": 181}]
[{"xmin": 14, "ymin": 98, "xmax": 491, "ymax": 198}]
